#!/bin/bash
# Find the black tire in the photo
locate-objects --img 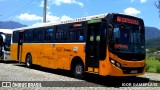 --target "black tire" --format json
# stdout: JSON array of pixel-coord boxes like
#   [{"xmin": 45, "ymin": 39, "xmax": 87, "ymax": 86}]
[
  {"xmin": 26, "ymin": 54, "xmax": 32, "ymax": 68},
  {"xmin": 72, "ymin": 63, "xmax": 84, "ymax": 79}
]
